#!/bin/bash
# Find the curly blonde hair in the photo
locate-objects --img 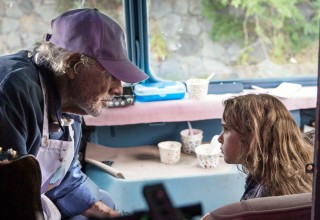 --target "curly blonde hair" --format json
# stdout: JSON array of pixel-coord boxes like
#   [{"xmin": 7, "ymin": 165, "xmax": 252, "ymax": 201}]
[{"xmin": 222, "ymin": 93, "xmax": 313, "ymax": 196}]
